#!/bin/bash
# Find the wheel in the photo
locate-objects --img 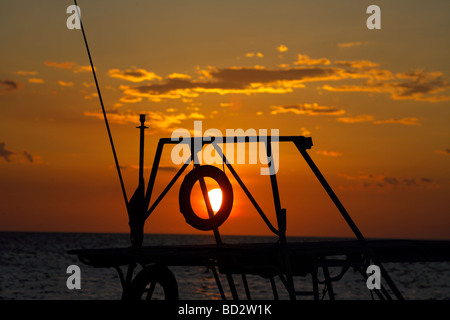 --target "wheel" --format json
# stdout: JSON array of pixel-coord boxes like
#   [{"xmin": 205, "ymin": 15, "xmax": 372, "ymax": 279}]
[{"xmin": 124, "ymin": 265, "xmax": 178, "ymax": 300}]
